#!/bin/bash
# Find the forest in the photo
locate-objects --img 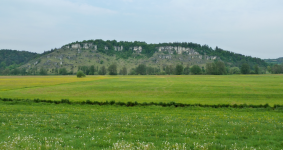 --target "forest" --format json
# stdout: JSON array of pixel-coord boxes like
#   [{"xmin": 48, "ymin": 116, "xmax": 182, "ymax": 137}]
[{"xmin": 0, "ymin": 49, "xmax": 38, "ymax": 73}]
